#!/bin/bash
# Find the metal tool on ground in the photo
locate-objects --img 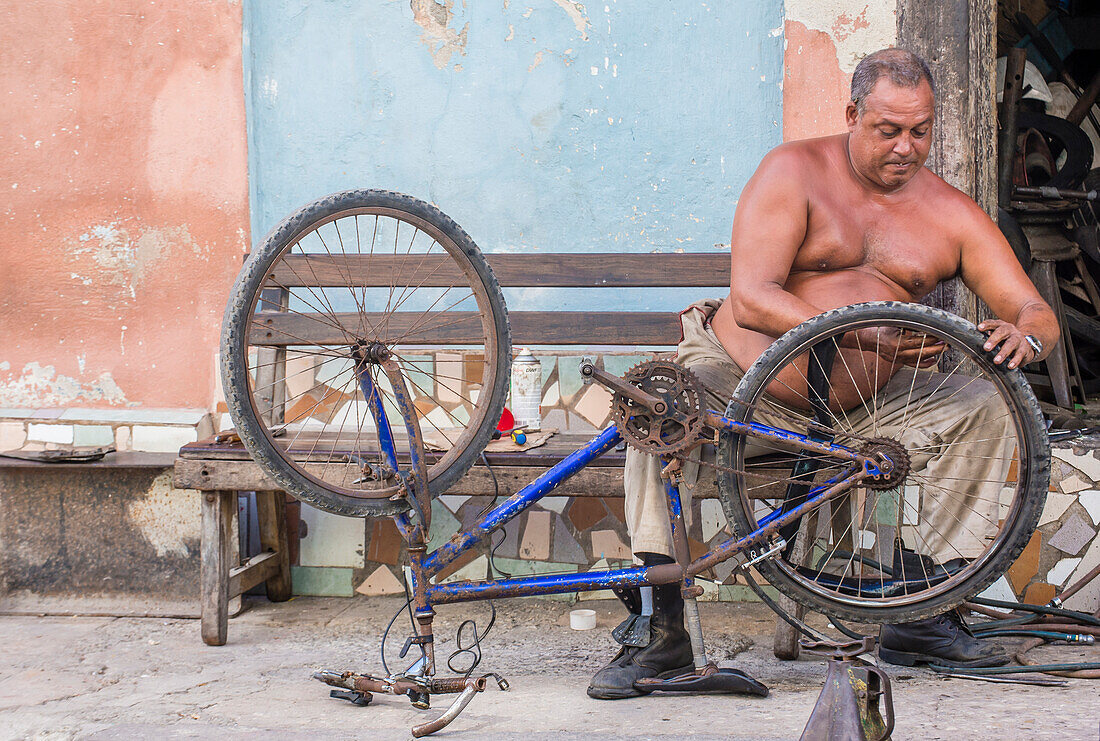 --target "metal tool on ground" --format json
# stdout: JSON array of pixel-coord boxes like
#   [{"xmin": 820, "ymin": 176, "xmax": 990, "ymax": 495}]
[{"xmin": 799, "ymin": 636, "xmax": 894, "ymax": 741}]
